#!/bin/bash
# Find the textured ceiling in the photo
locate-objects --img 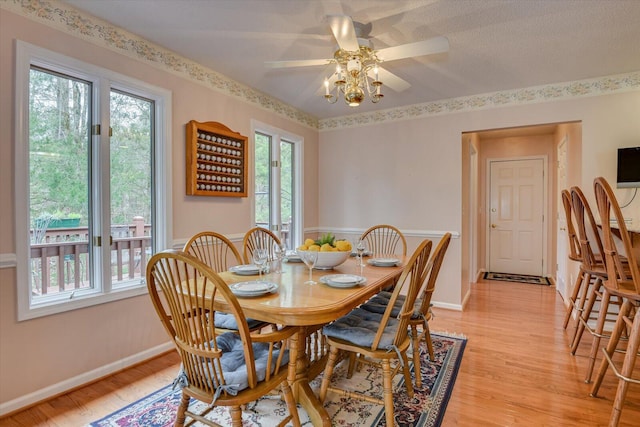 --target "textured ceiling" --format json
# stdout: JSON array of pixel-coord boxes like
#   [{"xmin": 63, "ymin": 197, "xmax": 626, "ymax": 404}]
[{"xmin": 62, "ymin": 0, "xmax": 640, "ymax": 120}]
